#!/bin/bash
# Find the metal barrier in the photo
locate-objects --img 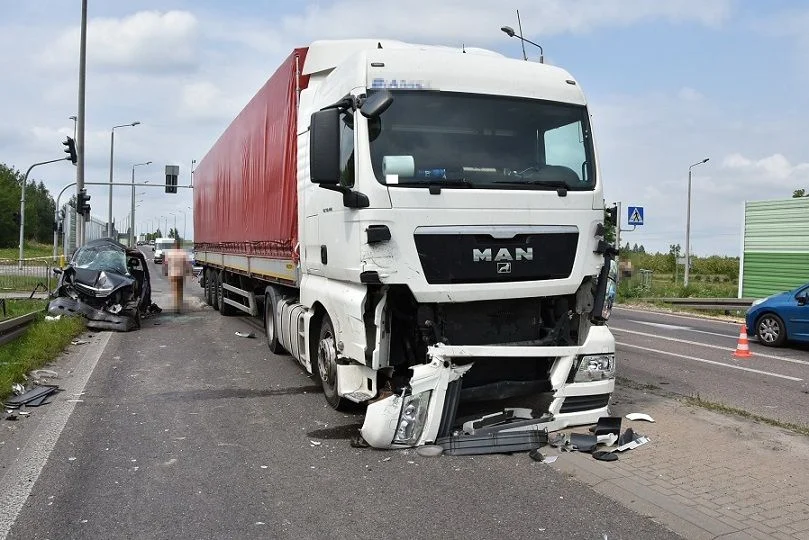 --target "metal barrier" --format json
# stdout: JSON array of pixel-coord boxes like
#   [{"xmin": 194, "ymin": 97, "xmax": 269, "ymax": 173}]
[{"xmin": 0, "ymin": 258, "xmax": 52, "ymax": 297}]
